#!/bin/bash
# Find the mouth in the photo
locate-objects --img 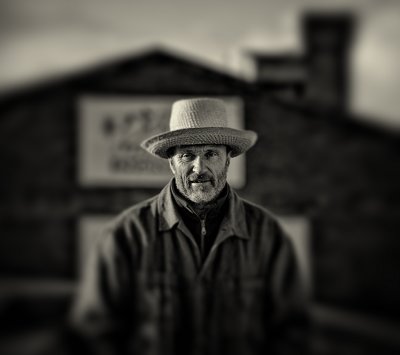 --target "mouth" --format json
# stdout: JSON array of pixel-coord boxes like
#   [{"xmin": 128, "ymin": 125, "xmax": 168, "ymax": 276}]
[
  {"xmin": 190, "ymin": 181, "xmax": 211, "ymax": 186},
  {"xmin": 188, "ymin": 178, "xmax": 213, "ymax": 186},
  {"xmin": 190, "ymin": 179, "xmax": 211, "ymax": 183}
]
